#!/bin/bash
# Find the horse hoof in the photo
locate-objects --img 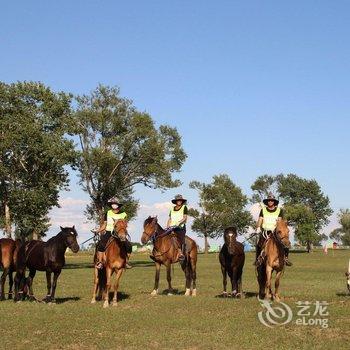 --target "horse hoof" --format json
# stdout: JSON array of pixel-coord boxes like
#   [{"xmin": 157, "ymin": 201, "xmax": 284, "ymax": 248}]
[
  {"xmin": 103, "ymin": 301, "xmax": 109, "ymax": 308},
  {"xmin": 91, "ymin": 299, "xmax": 96, "ymax": 304},
  {"xmin": 0, "ymin": 295, "xmax": 5, "ymax": 301},
  {"xmin": 8, "ymin": 294, "xmax": 13, "ymax": 300},
  {"xmin": 274, "ymin": 295, "xmax": 281, "ymax": 302},
  {"xmin": 150, "ymin": 289, "xmax": 158, "ymax": 296},
  {"xmin": 112, "ymin": 301, "xmax": 118, "ymax": 307},
  {"xmin": 192, "ymin": 289, "xmax": 197, "ymax": 297},
  {"xmin": 29, "ymin": 296, "xmax": 37, "ymax": 302},
  {"xmin": 167, "ymin": 292, "xmax": 174, "ymax": 296},
  {"xmin": 184, "ymin": 288, "xmax": 191, "ymax": 296}
]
